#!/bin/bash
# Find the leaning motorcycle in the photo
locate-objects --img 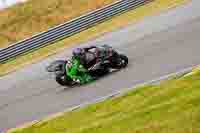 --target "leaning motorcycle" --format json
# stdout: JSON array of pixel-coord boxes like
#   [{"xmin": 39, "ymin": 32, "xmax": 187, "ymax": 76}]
[{"xmin": 46, "ymin": 46, "xmax": 128, "ymax": 86}]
